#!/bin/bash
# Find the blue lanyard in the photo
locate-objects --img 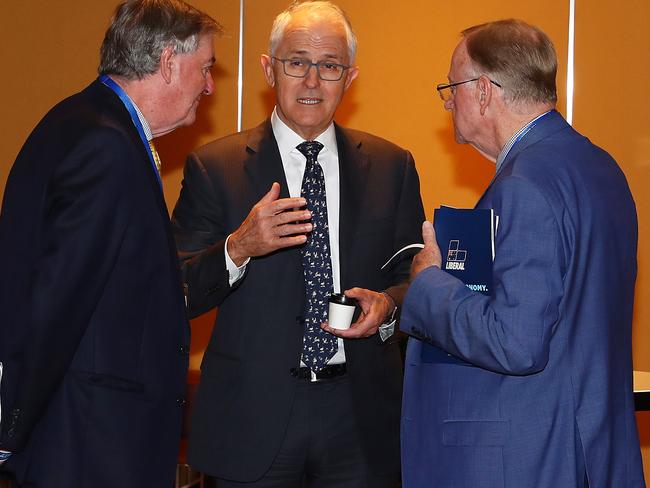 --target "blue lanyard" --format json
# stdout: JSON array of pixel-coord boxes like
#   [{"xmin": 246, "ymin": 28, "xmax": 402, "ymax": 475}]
[
  {"xmin": 508, "ymin": 110, "xmax": 554, "ymax": 158},
  {"xmin": 99, "ymin": 75, "xmax": 162, "ymax": 189}
]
